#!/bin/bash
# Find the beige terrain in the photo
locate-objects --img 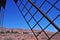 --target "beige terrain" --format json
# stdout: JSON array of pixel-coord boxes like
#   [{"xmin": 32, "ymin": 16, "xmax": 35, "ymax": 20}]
[{"xmin": 0, "ymin": 27, "xmax": 60, "ymax": 40}]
